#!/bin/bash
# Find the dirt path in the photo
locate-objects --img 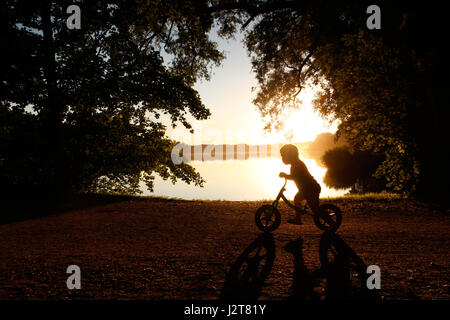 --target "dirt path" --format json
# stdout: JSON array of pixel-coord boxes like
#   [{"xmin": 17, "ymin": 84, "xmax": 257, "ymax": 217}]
[{"xmin": 0, "ymin": 198, "xmax": 448, "ymax": 300}]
